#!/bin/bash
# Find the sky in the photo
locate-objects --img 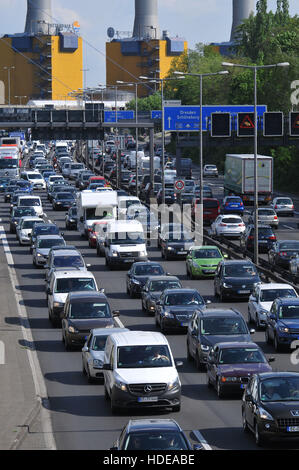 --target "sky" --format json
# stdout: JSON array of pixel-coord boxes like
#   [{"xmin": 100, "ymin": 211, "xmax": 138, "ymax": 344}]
[{"xmin": 0, "ymin": 0, "xmax": 298, "ymax": 88}]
